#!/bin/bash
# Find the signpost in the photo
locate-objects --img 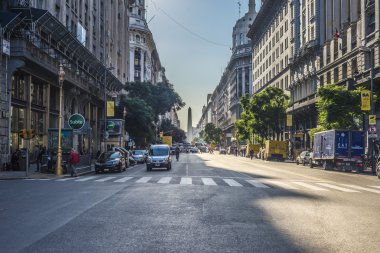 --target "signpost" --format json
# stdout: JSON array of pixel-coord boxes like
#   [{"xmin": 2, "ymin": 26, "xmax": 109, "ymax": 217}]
[{"xmin": 68, "ymin": 114, "xmax": 85, "ymax": 130}]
